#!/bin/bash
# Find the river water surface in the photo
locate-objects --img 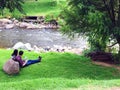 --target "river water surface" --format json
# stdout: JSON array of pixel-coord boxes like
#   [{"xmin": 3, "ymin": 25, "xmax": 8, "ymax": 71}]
[{"xmin": 0, "ymin": 28, "xmax": 87, "ymax": 49}]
